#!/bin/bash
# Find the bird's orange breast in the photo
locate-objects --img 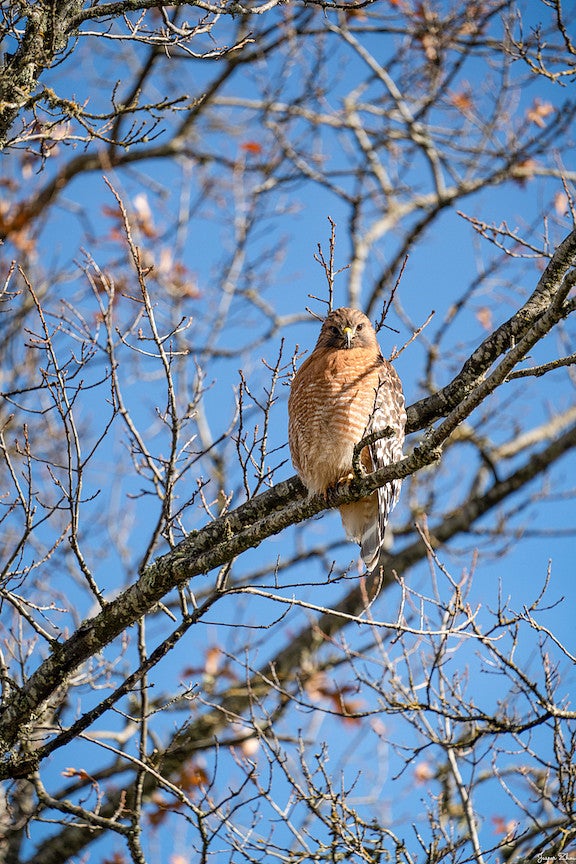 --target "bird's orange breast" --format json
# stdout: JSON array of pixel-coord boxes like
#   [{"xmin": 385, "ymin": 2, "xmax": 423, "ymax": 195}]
[{"xmin": 288, "ymin": 348, "xmax": 382, "ymax": 495}]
